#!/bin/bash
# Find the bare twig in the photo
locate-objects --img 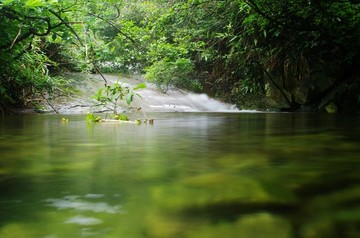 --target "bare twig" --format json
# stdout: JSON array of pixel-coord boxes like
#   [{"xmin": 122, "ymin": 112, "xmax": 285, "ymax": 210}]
[
  {"xmin": 92, "ymin": 62, "xmax": 108, "ymax": 86},
  {"xmin": 40, "ymin": 92, "xmax": 59, "ymax": 114},
  {"xmin": 10, "ymin": 26, "xmax": 22, "ymax": 50}
]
